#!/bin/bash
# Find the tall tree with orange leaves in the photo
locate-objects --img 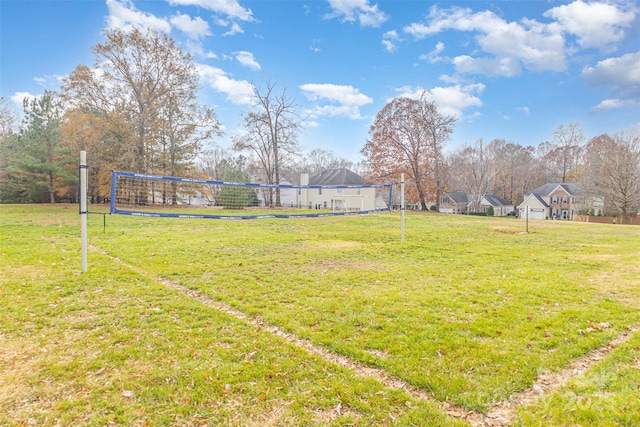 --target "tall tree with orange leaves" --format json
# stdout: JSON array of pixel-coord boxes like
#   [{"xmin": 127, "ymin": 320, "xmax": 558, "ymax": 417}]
[{"xmin": 361, "ymin": 94, "xmax": 455, "ymax": 210}]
